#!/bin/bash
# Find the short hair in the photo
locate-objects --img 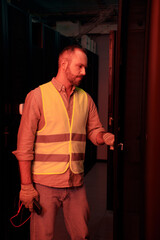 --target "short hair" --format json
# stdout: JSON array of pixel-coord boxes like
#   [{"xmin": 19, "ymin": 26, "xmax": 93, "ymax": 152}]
[{"xmin": 58, "ymin": 45, "xmax": 87, "ymax": 68}]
